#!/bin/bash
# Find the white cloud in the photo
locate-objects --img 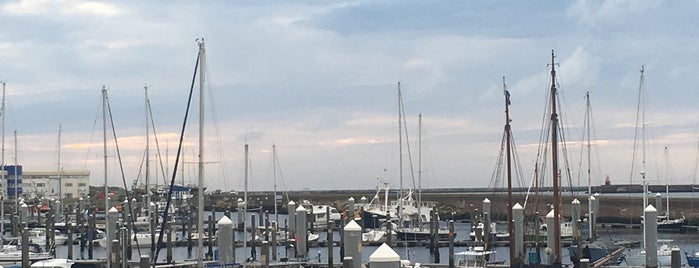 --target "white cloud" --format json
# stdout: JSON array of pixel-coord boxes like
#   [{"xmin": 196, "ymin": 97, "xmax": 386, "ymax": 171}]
[
  {"xmin": 3, "ymin": 0, "xmax": 119, "ymax": 17},
  {"xmin": 567, "ymin": 0, "xmax": 660, "ymax": 28}
]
